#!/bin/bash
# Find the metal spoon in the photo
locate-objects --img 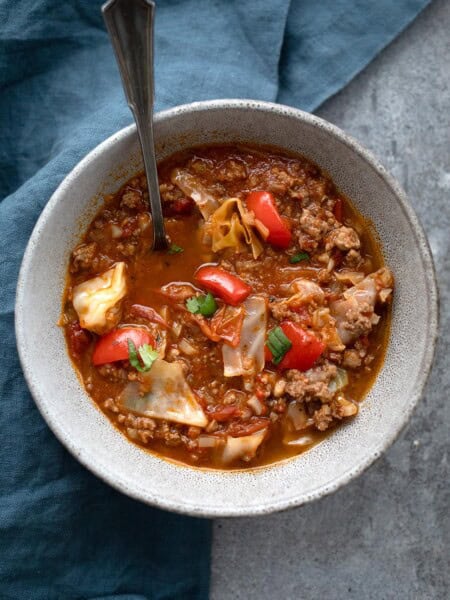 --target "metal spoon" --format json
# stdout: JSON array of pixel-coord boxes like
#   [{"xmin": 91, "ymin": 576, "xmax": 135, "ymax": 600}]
[{"xmin": 102, "ymin": 0, "xmax": 168, "ymax": 251}]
